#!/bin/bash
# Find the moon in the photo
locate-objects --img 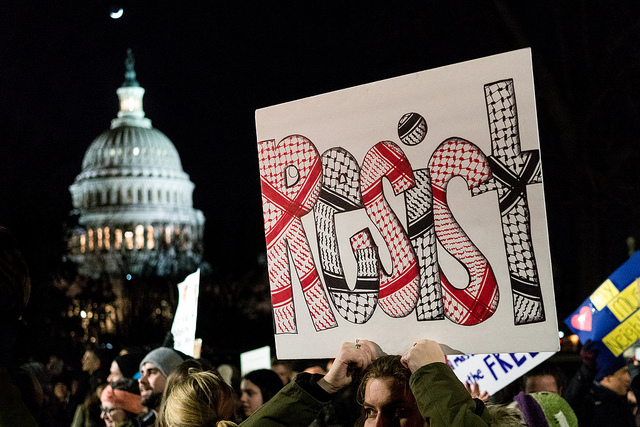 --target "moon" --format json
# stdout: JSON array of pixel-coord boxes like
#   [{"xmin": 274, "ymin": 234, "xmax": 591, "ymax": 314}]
[{"xmin": 110, "ymin": 8, "xmax": 124, "ymax": 19}]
